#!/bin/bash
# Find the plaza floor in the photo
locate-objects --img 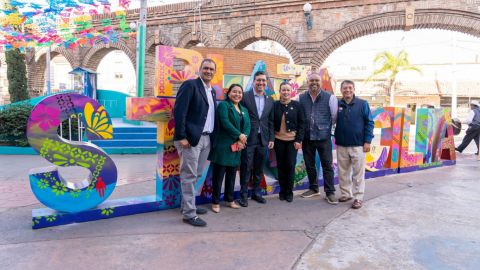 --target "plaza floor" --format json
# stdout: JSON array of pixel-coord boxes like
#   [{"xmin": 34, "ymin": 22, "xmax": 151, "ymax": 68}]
[{"xmin": 0, "ymin": 144, "xmax": 478, "ymax": 270}]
